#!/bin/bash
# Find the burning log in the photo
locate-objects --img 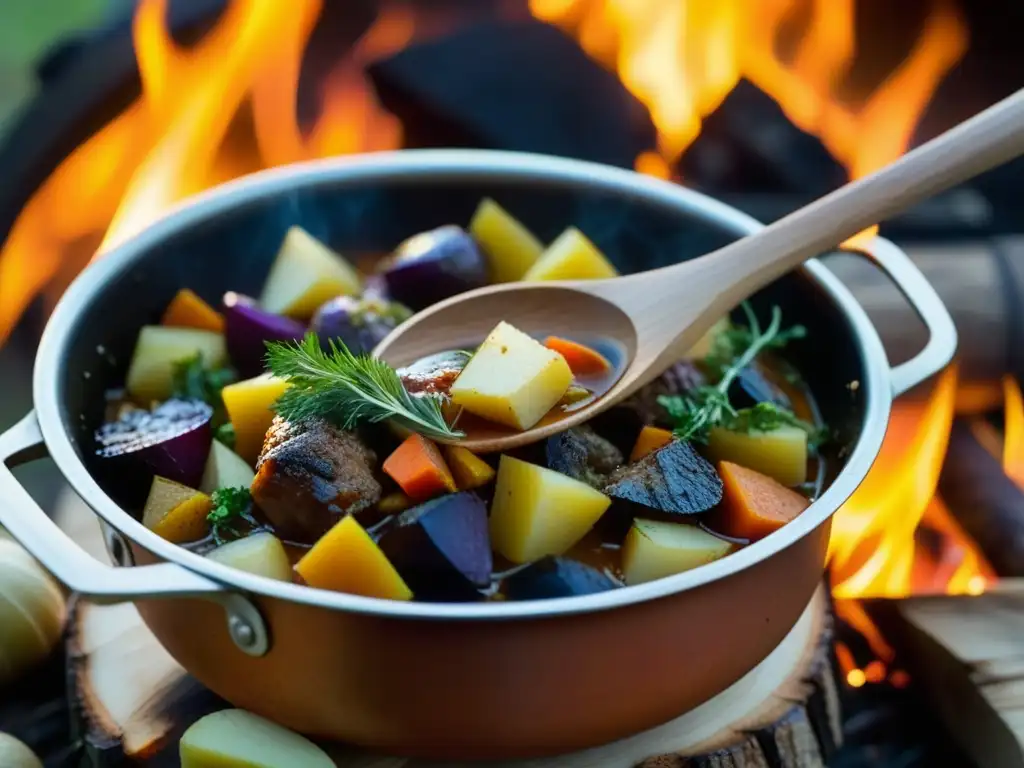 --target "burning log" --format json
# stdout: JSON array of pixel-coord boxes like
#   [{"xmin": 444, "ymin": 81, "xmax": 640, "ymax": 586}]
[
  {"xmin": 879, "ymin": 583, "xmax": 1024, "ymax": 768},
  {"xmin": 824, "ymin": 238, "xmax": 1024, "ymax": 389},
  {"xmin": 938, "ymin": 418, "xmax": 1024, "ymax": 577},
  {"xmin": 70, "ymin": 588, "xmax": 840, "ymax": 767}
]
